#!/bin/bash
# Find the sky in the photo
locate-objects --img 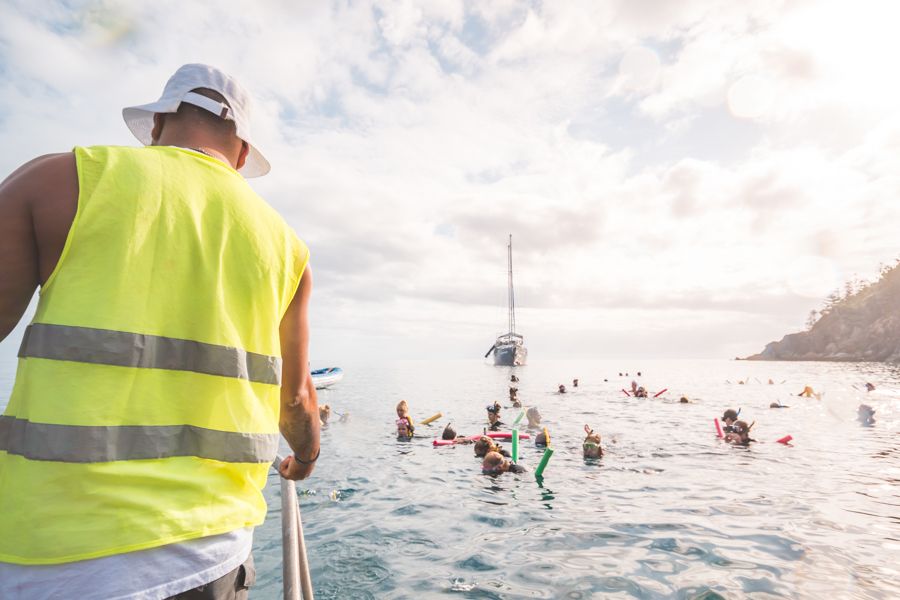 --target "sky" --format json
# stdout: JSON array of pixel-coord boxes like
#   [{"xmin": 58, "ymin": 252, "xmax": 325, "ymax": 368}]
[{"xmin": 1, "ymin": 0, "xmax": 899, "ymax": 362}]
